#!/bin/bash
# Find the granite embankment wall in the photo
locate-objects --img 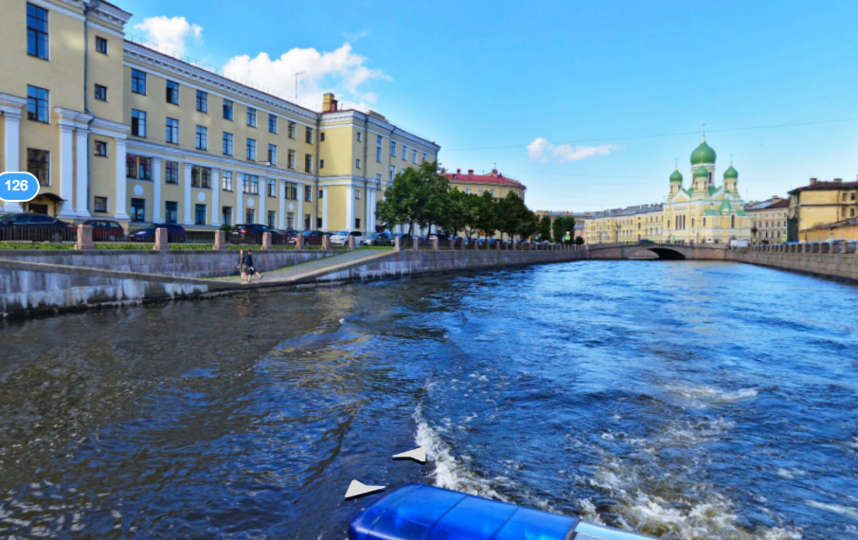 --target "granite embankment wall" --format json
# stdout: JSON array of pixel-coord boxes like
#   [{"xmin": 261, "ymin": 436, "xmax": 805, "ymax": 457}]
[
  {"xmin": 0, "ymin": 249, "xmax": 334, "ymax": 278},
  {"xmin": 726, "ymin": 242, "xmax": 858, "ymax": 283}
]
